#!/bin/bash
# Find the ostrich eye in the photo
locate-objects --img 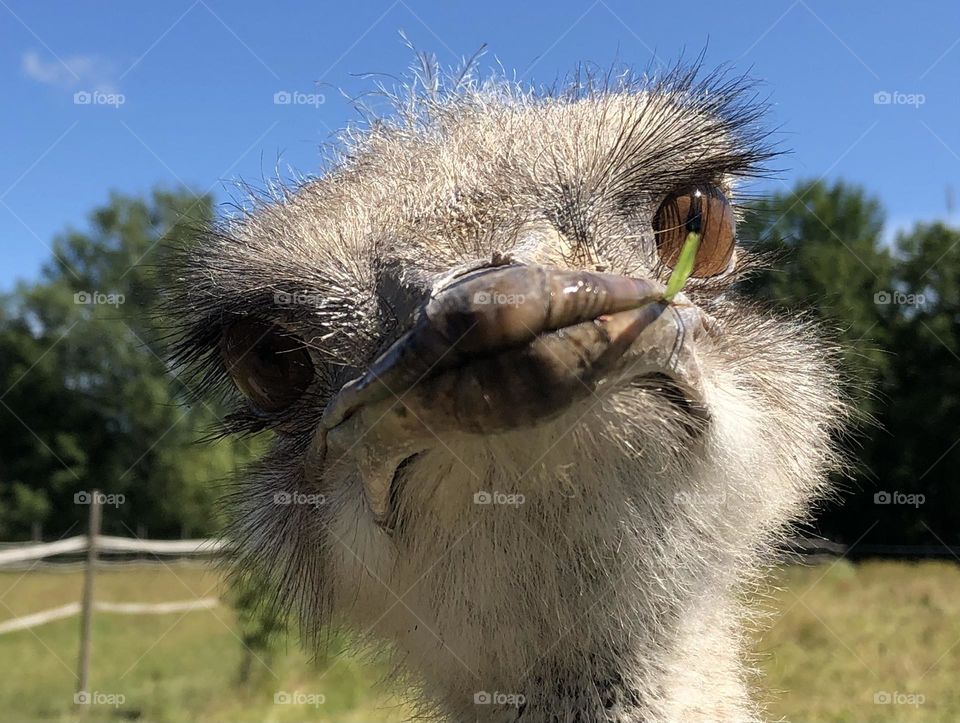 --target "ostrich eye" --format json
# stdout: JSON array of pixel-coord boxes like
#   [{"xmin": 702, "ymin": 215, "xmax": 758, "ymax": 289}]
[
  {"xmin": 653, "ymin": 186, "xmax": 736, "ymax": 277},
  {"xmin": 220, "ymin": 320, "xmax": 313, "ymax": 413}
]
